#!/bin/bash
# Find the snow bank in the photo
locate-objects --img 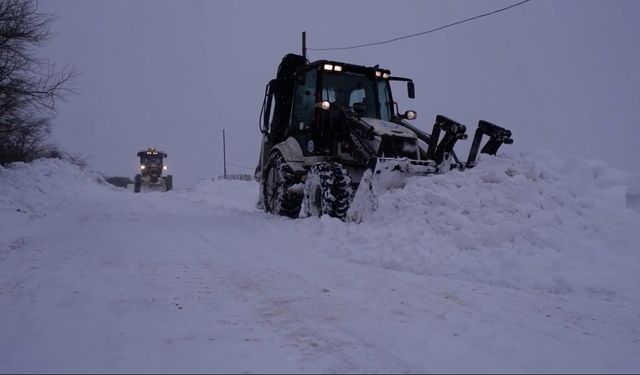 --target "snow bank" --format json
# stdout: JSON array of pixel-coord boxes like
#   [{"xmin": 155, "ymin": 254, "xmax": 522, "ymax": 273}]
[
  {"xmin": 2, "ymin": 153, "xmax": 638, "ymax": 301},
  {"xmin": 296, "ymin": 151, "xmax": 640, "ymax": 299},
  {"xmin": 0, "ymin": 158, "xmax": 110, "ymax": 219}
]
